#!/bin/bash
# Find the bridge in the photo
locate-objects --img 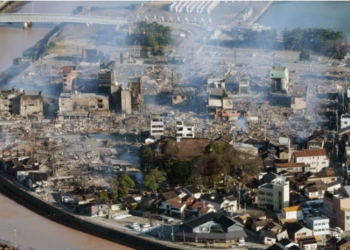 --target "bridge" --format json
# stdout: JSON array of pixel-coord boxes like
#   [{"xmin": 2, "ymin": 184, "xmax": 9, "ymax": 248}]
[{"xmin": 0, "ymin": 13, "xmax": 127, "ymax": 26}]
